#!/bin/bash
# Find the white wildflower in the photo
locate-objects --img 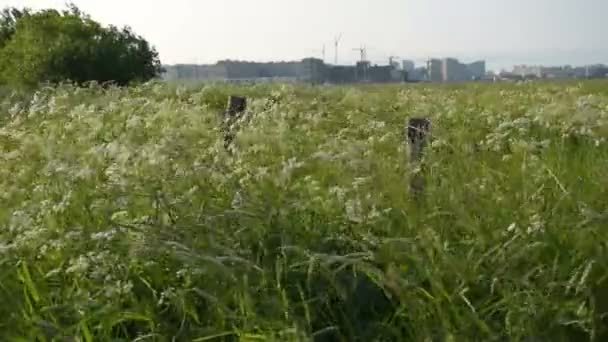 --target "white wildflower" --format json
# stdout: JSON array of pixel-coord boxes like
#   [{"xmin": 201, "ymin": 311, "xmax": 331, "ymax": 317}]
[
  {"xmin": 126, "ymin": 115, "xmax": 143, "ymax": 129},
  {"xmin": 158, "ymin": 287, "xmax": 177, "ymax": 306},
  {"xmin": 329, "ymin": 186, "xmax": 347, "ymax": 202},
  {"xmin": 345, "ymin": 198, "xmax": 363, "ymax": 223},
  {"xmin": 311, "ymin": 150, "xmax": 333, "ymax": 161},
  {"xmin": 66, "ymin": 255, "xmax": 90, "ymax": 274},
  {"xmin": 352, "ymin": 177, "xmax": 369, "ymax": 190},
  {"xmin": 282, "ymin": 157, "xmax": 304, "ymax": 174},
  {"xmin": 255, "ymin": 167, "xmax": 269, "ymax": 181},
  {"xmin": 367, "ymin": 206, "xmax": 381, "ymax": 220},
  {"xmin": 507, "ymin": 223, "xmax": 517, "ymax": 233},
  {"xmin": 527, "ymin": 214, "xmax": 545, "ymax": 234},
  {"xmin": 74, "ymin": 166, "xmax": 95, "ymax": 180},
  {"xmin": 91, "ymin": 229, "xmax": 118, "ymax": 241},
  {"xmin": 104, "ymin": 280, "xmax": 134, "ymax": 298},
  {"xmin": 111, "ymin": 211, "xmax": 130, "ymax": 222},
  {"xmin": 0, "ymin": 243, "xmax": 15, "ymax": 255},
  {"xmin": 231, "ymin": 191, "xmax": 243, "ymax": 209}
]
